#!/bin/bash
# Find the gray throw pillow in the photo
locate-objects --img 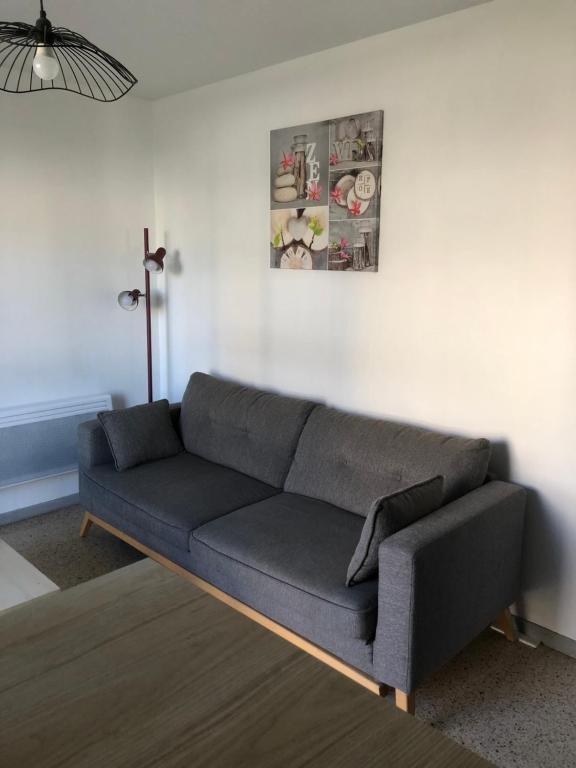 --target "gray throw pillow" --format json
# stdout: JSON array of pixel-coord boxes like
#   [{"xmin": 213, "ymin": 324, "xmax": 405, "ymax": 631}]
[
  {"xmin": 346, "ymin": 476, "xmax": 444, "ymax": 586},
  {"xmin": 98, "ymin": 399, "xmax": 183, "ymax": 472}
]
